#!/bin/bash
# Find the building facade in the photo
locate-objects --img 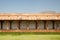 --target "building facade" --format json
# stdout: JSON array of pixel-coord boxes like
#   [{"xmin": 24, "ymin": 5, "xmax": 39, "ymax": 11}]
[{"xmin": 0, "ymin": 13, "xmax": 60, "ymax": 32}]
